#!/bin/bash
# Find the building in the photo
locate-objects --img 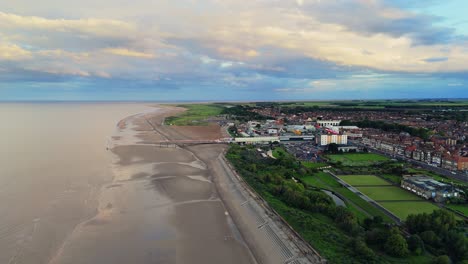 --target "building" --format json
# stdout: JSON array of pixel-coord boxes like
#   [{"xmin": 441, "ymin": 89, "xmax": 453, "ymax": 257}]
[
  {"xmin": 344, "ymin": 132, "xmax": 363, "ymax": 138},
  {"xmin": 338, "ymin": 146, "xmax": 359, "ymax": 152},
  {"xmin": 457, "ymin": 156, "xmax": 468, "ymax": 171},
  {"xmin": 318, "ymin": 134, "xmax": 348, "ymax": 146},
  {"xmin": 267, "ymin": 128, "xmax": 278, "ymax": 135},
  {"xmin": 234, "ymin": 136, "xmax": 280, "ymax": 144},
  {"xmin": 442, "ymin": 157, "xmax": 458, "ymax": 171},
  {"xmin": 401, "ymin": 175, "xmax": 458, "ymax": 202},
  {"xmin": 317, "ymin": 120, "xmax": 341, "ymax": 127}
]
